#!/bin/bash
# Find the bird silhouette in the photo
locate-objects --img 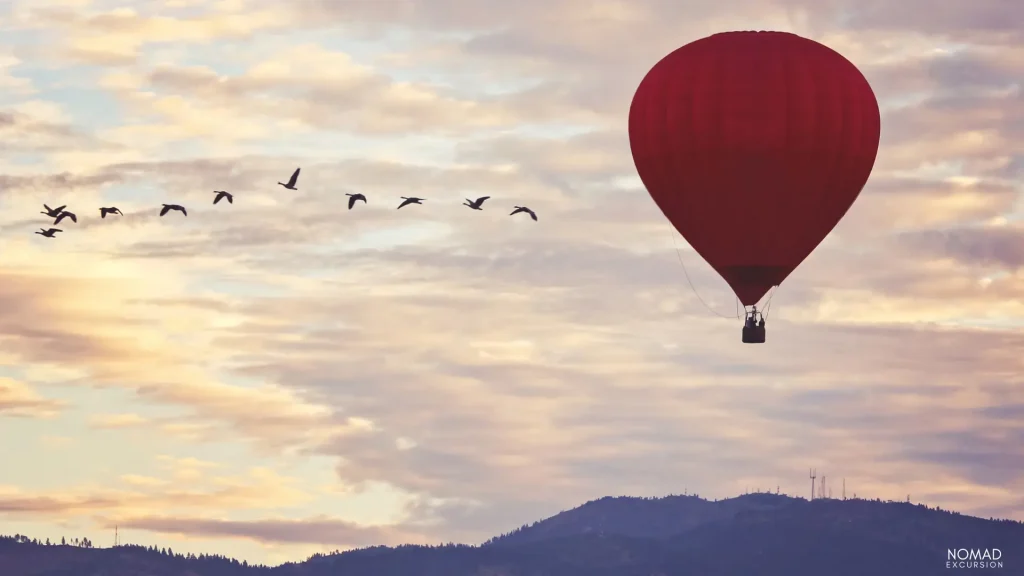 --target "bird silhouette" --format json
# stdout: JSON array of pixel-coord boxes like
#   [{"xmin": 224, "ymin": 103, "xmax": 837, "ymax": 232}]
[
  {"xmin": 346, "ymin": 193, "xmax": 366, "ymax": 210},
  {"xmin": 41, "ymin": 204, "xmax": 66, "ymax": 218},
  {"xmin": 99, "ymin": 207, "xmax": 123, "ymax": 218},
  {"xmin": 464, "ymin": 196, "xmax": 490, "ymax": 210},
  {"xmin": 213, "ymin": 191, "xmax": 233, "ymax": 205},
  {"xmin": 278, "ymin": 168, "xmax": 300, "ymax": 190},
  {"xmin": 160, "ymin": 204, "xmax": 187, "ymax": 216},
  {"xmin": 35, "ymin": 228, "xmax": 61, "ymax": 237},
  {"xmin": 53, "ymin": 211, "xmax": 77, "ymax": 225},
  {"xmin": 397, "ymin": 197, "xmax": 424, "ymax": 209},
  {"xmin": 510, "ymin": 206, "xmax": 538, "ymax": 221}
]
